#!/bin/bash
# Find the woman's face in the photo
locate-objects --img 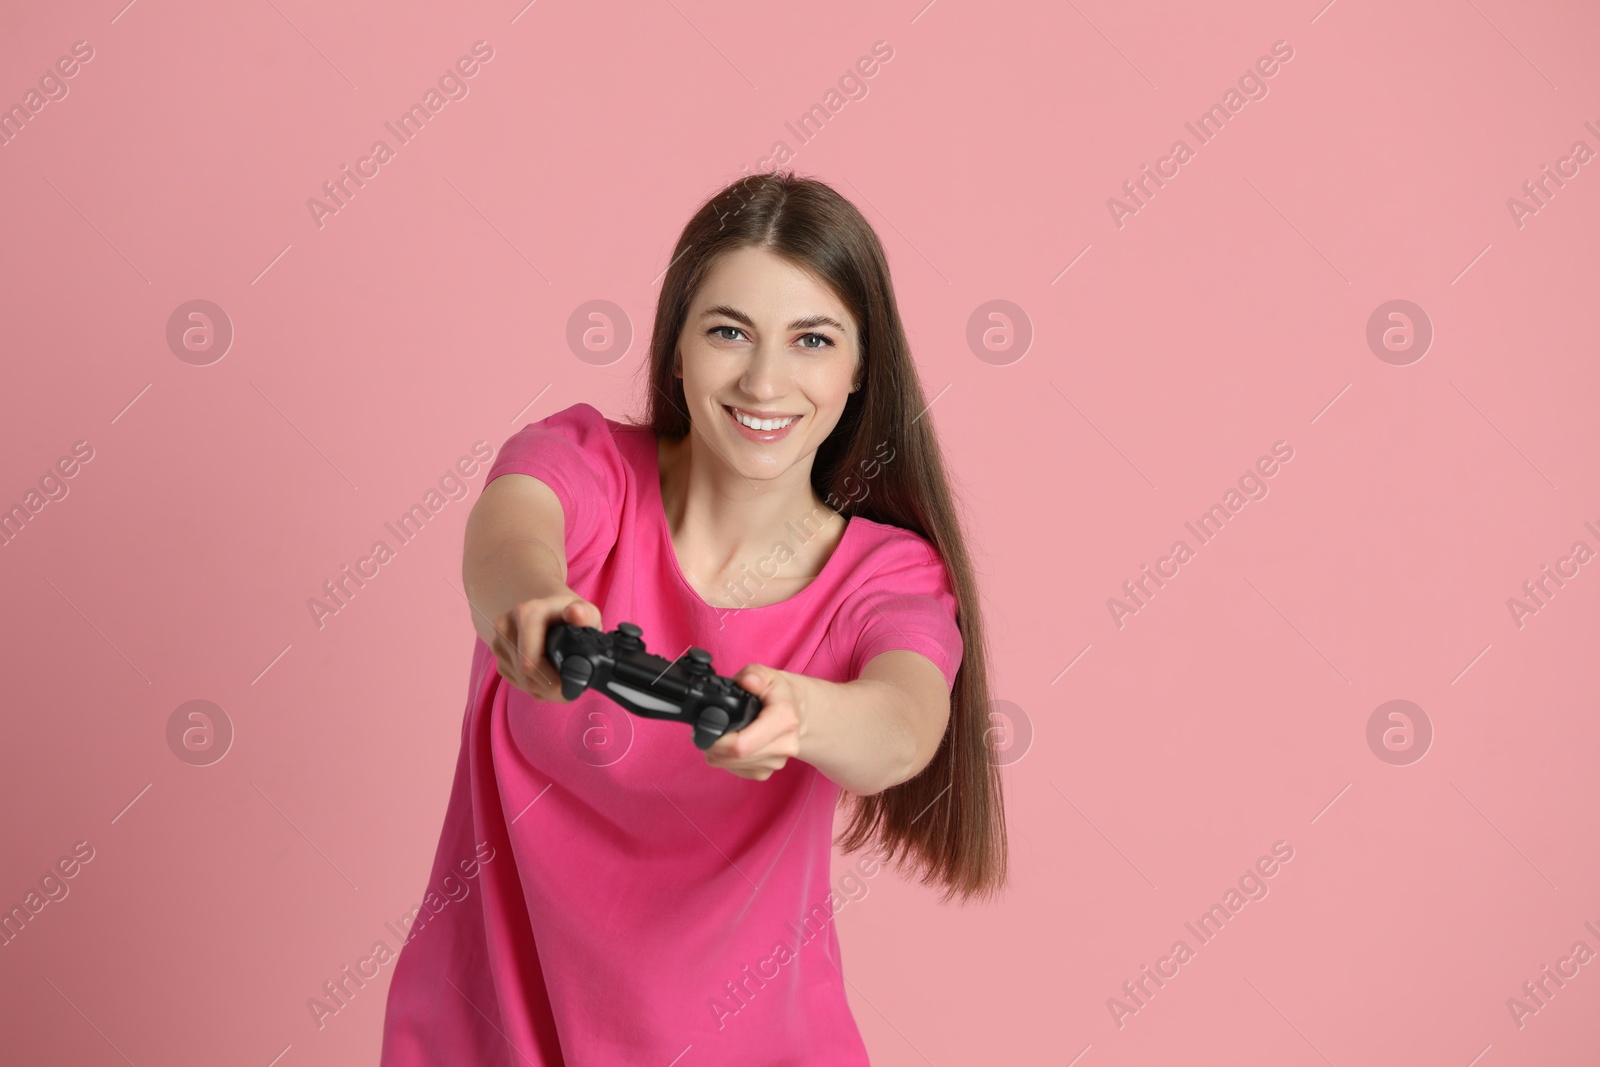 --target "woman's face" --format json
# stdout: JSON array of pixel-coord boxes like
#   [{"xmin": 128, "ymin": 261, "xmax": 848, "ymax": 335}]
[{"xmin": 675, "ymin": 245, "xmax": 862, "ymax": 480}]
